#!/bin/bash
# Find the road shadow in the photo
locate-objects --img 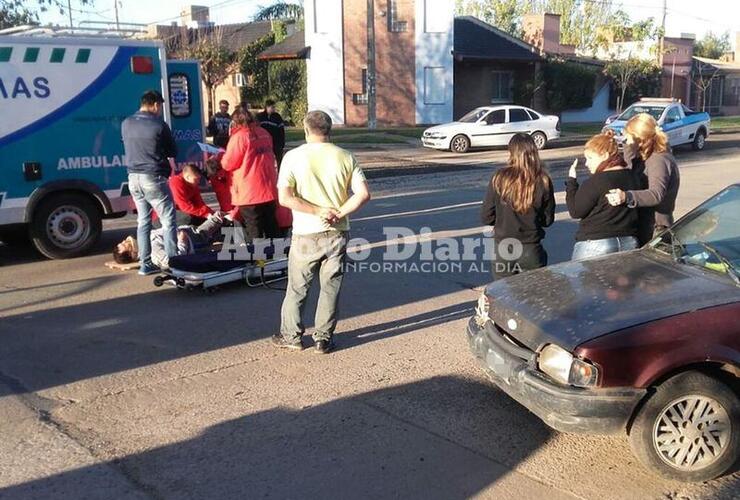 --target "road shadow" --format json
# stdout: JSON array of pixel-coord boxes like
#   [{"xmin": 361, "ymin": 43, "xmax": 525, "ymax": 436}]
[{"xmin": 0, "ymin": 376, "xmax": 555, "ymax": 499}]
